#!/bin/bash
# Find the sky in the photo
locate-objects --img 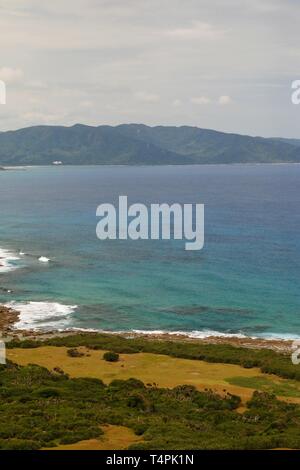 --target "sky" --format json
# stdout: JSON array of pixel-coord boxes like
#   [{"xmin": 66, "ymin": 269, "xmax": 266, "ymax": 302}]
[{"xmin": 0, "ymin": 0, "xmax": 299, "ymax": 137}]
